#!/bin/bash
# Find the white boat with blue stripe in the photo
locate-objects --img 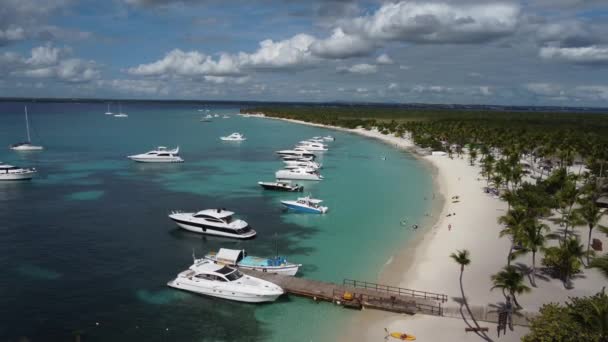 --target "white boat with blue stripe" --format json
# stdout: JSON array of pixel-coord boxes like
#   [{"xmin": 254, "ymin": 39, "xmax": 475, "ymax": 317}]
[
  {"xmin": 204, "ymin": 248, "xmax": 301, "ymax": 276},
  {"xmin": 281, "ymin": 196, "xmax": 328, "ymax": 214}
]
